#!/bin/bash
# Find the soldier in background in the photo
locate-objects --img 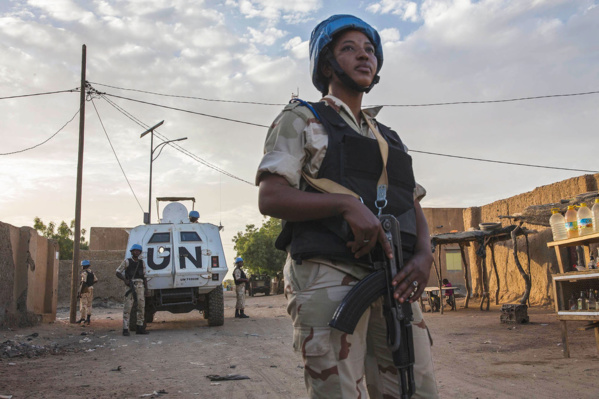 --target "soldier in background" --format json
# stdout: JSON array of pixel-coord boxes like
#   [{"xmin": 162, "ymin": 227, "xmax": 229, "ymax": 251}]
[
  {"xmin": 116, "ymin": 244, "xmax": 149, "ymax": 336},
  {"xmin": 189, "ymin": 210, "xmax": 199, "ymax": 223},
  {"xmin": 77, "ymin": 260, "xmax": 98, "ymax": 326},
  {"xmin": 233, "ymin": 257, "xmax": 250, "ymax": 318}
]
